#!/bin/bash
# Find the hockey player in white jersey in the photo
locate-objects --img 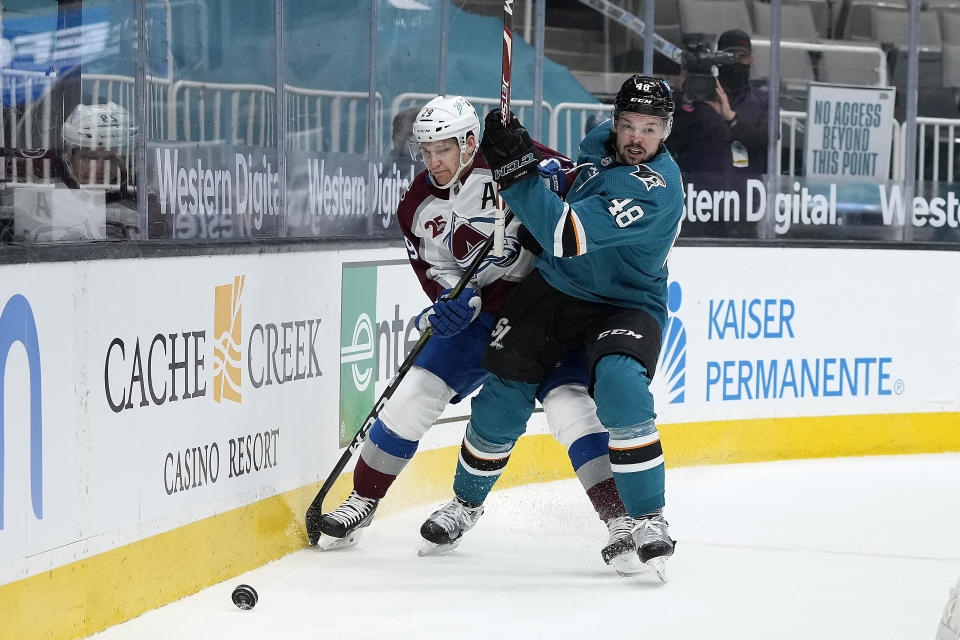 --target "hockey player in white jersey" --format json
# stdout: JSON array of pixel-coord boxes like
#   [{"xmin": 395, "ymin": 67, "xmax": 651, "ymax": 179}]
[{"xmin": 317, "ymin": 95, "xmax": 642, "ymax": 575}]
